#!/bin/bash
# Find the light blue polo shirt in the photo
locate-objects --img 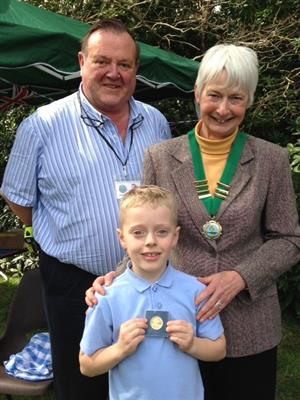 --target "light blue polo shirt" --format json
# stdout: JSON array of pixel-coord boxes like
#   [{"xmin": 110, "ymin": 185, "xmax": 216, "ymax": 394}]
[
  {"xmin": 1, "ymin": 87, "xmax": 171, "ymax": 274},
  {"xmin": 80, "ymin": 264, "xmax": 224, "ymax": 400}
]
